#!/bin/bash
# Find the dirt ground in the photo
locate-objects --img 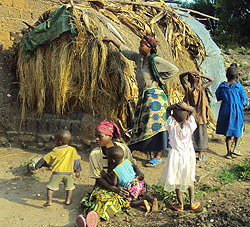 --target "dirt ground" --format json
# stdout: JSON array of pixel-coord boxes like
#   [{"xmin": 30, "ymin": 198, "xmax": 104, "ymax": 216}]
[{"xmin": 0, "ymin": 112, "xmax": 249, "ymax": 227}]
